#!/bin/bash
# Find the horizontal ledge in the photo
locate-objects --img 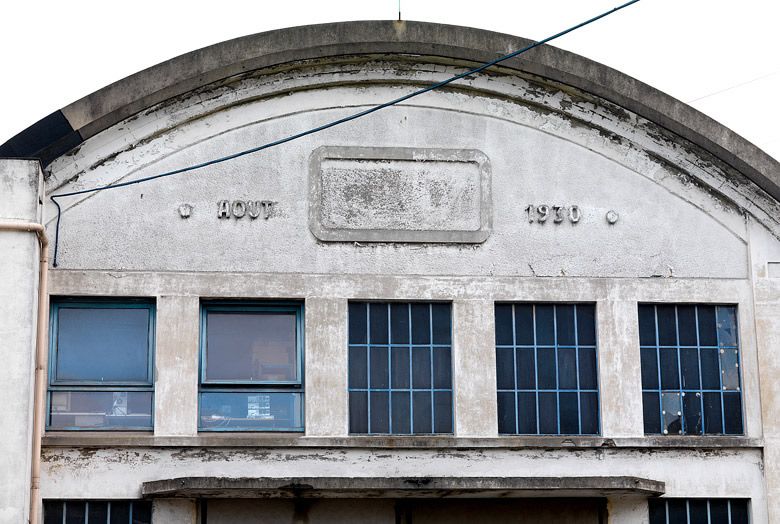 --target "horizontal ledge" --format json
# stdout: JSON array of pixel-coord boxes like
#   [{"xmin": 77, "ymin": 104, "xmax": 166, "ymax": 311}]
[
  {"xmin": 41, "ymin": 434, "xmax": 762, "ymax": 450},
  {"xmin": 141, "ymin": 475, "xmax": 665, "ymax": 499}
]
